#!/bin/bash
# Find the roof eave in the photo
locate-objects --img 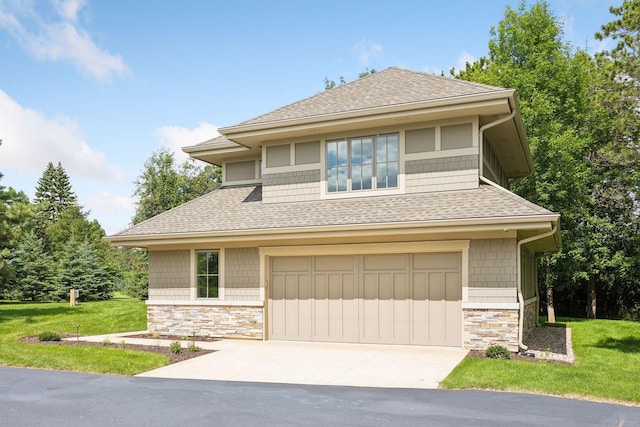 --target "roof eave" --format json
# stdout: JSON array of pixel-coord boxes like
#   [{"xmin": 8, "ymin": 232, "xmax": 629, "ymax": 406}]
[
  {"xmin": 508, "ymin": 93, "xmax": 534, "ymax": 175},
  {"xmin": 219, "ymin": 90, "xmax": 515, "ymax": 141},
  {"xmin": 105, "ymin": 213, "xmax": 560, "ymax": 248}
]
